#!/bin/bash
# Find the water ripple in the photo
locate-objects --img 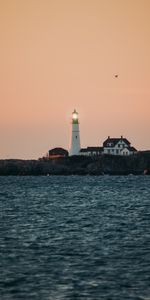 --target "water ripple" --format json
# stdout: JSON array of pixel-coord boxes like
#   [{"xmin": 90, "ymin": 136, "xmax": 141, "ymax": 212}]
[{"xmin": 0, "ymin": 175, "xmax": 150, "ymax": 300}]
